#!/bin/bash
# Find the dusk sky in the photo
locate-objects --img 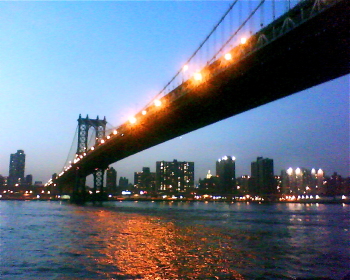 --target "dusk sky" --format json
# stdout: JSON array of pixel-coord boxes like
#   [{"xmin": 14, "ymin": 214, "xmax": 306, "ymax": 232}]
[{"xmin": 0, "ymin": 1, "xmax": 348, "ymax": 185}]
